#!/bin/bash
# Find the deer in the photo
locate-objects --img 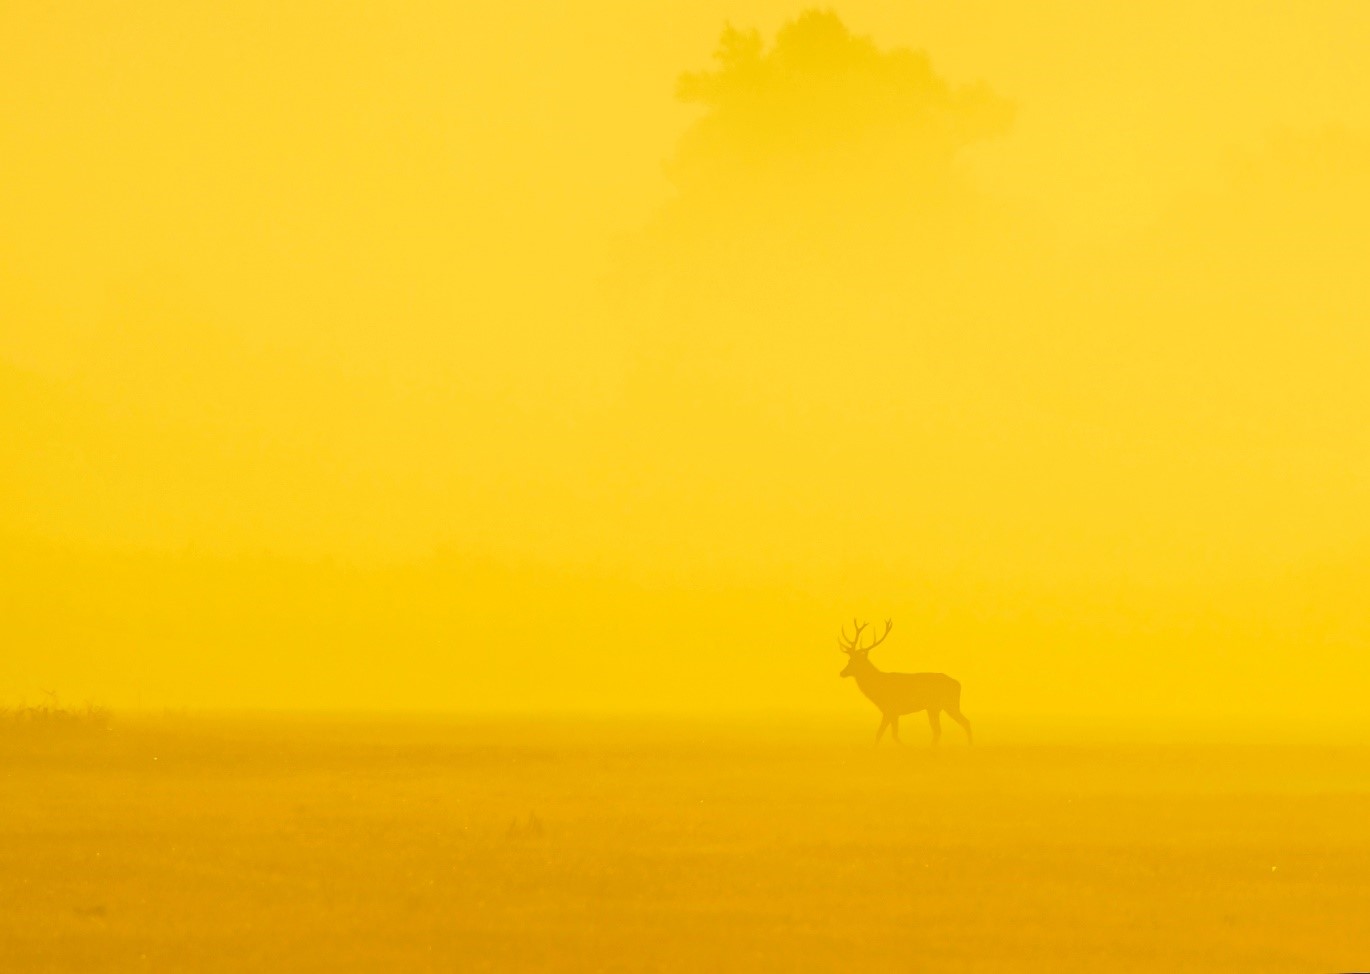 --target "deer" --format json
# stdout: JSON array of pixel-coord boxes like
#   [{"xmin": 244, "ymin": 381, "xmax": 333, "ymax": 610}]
[{"xmin": 838, "ymin": 618, "xmax": 972, "ymax": 745}]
